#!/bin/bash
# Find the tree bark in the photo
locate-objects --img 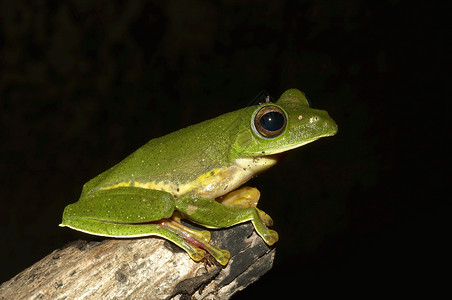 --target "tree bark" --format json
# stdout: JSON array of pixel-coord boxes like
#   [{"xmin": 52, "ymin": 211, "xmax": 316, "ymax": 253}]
[{"xmin": 0, "ymin": 223, "xmax": 275, "ymax": 299}]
